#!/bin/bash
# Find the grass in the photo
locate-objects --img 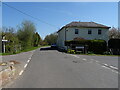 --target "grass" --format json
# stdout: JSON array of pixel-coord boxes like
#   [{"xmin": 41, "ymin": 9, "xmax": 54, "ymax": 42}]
[{"xmin": 1, "ymin": 45, "xmax": 50, "ymax": 56}]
